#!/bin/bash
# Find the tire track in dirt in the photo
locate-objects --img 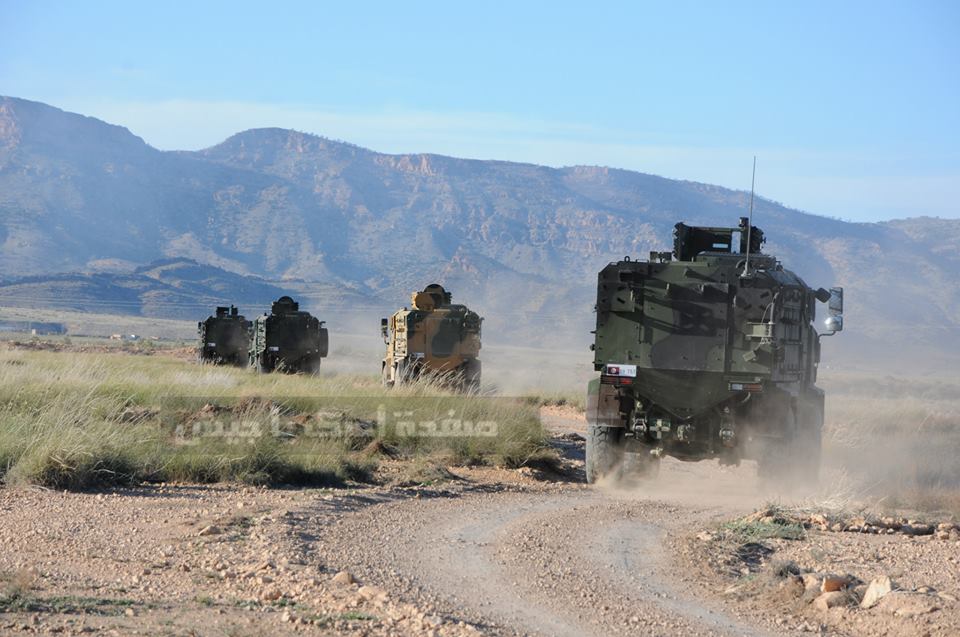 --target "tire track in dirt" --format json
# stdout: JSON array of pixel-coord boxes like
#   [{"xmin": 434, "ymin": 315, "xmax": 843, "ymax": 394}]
[{"xmin": 306, "ymin": 484, "xmax": 774, "ymax": 636}]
